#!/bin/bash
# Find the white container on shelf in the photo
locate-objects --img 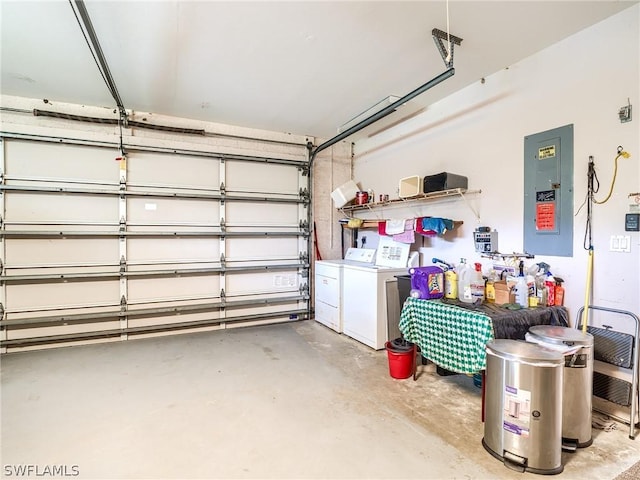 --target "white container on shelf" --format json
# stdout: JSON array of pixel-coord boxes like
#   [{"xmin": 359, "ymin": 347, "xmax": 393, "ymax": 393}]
[
  {"xmin": 331, "ymin": 180, "xmax": 359, "ymax": 208},
  {"xmin": 399, "ymin": 175, "xmax": 422, "ymax": 198}
]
